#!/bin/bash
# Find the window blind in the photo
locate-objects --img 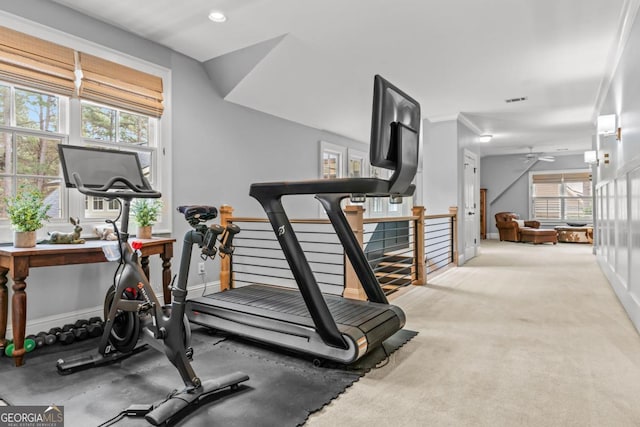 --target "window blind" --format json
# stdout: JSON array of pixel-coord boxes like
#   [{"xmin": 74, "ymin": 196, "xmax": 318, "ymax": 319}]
[
  {"xmin": 78, "ymin": 52, "xmax": 164, "ymax": 118},
  {"xmin": 0, "ymin": 26, "xmax": 76, "ymax": 96},
  {"xmin": 532, "ymin": 172, "xmax": 590, "ymax": 184}
]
